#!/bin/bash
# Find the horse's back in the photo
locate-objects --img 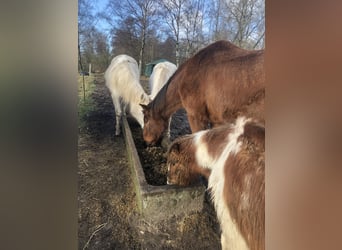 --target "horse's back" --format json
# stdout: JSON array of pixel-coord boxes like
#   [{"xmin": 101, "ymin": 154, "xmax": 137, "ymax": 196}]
[
  {"xmin": 190, "ymin": 40, "xmax": 263, "ymax": 66},
  {"xmin": 105, "ymin": 55, "xmax": 139, "ymax": 89},
  {"xmin": 179, "ymin": 41, "xmax": 265, "ymax": 125},
  {"xmin": 149, "ymin": 61, "xmax": 177, "ymax": 99}
]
